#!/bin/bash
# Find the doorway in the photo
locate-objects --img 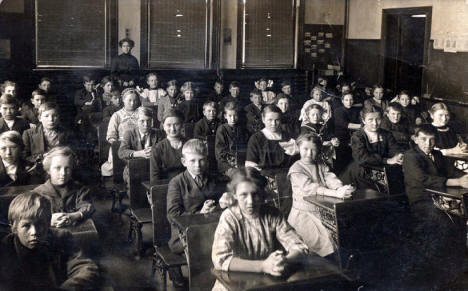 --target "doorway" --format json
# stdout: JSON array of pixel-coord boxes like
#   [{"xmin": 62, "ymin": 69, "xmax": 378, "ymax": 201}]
[{"xmin": 380, "ymin": 7, "xmax": 432, "ymax": 96}]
